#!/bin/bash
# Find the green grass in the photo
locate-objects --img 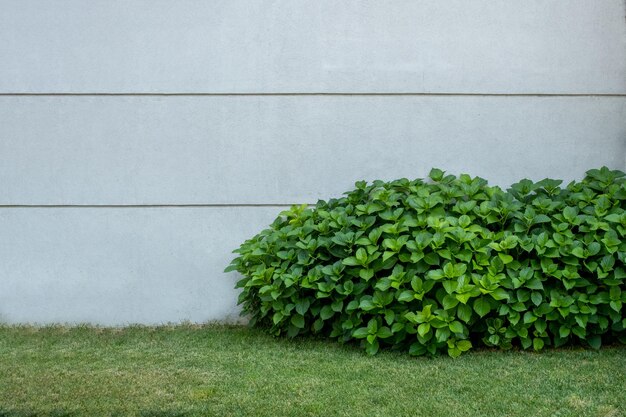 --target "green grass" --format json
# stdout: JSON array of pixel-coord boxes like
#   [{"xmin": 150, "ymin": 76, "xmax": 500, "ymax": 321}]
[{"xmin": 0, "ymin": 325, "xmax": 624, "ymax": 417}]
